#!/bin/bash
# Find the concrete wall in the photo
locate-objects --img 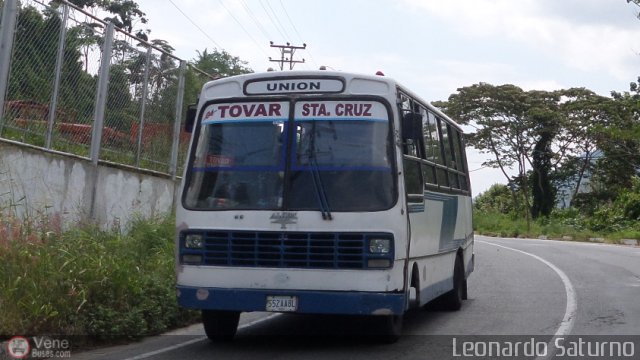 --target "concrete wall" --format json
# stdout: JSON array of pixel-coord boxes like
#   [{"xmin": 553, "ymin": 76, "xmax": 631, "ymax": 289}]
[{"xmin": 0, "ymin": 140, "xmax": 178, "ymax": 229}]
